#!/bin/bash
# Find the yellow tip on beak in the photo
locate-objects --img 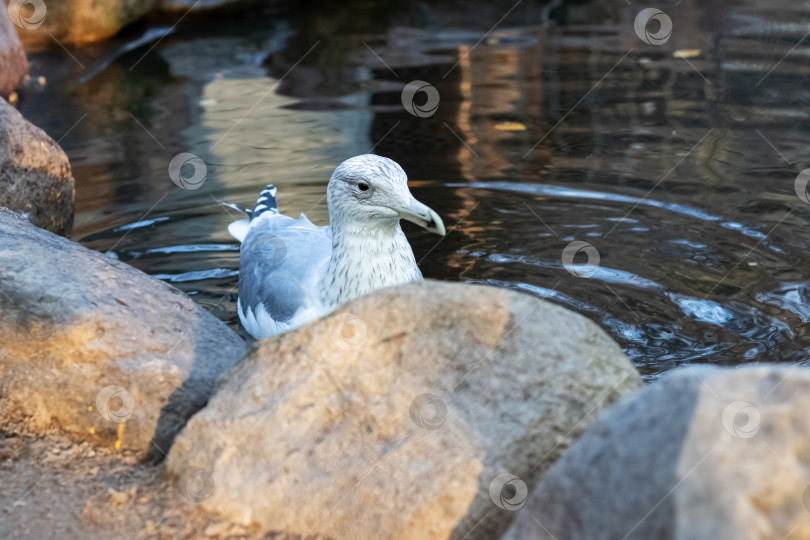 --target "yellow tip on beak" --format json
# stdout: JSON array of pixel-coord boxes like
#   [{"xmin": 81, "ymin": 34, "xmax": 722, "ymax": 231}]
[{"xmin": 397, "ymin": 196, "xmax": 446, "ymax": 236}]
